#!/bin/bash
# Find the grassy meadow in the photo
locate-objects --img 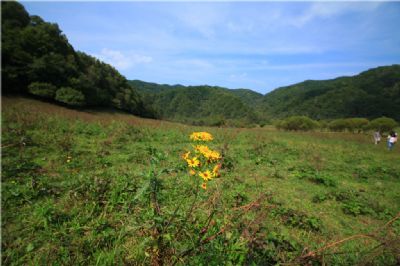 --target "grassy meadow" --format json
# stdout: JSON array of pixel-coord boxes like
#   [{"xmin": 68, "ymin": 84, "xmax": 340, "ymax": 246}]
[{"xmin": 2, "ymin": 96, "xmax": 400, "ymax": 265}]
